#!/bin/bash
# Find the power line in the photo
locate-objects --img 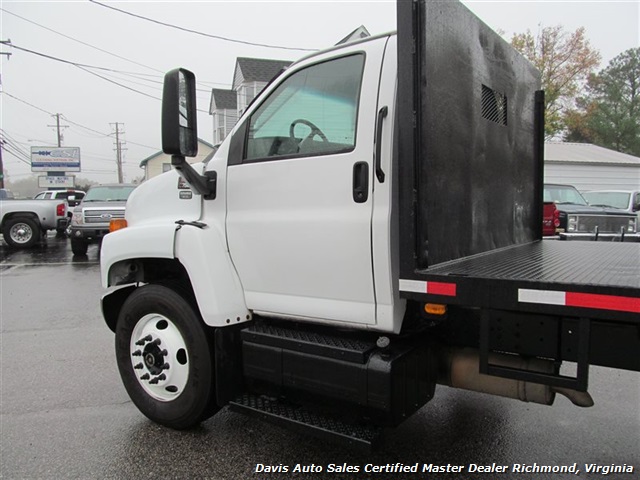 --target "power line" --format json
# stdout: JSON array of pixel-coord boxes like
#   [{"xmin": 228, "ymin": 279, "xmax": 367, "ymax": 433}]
[
  {"xmin": 75, "ymin": 65, "xmax": 162, "ymax": 101},
  {"xmin": 1, "ymin": 91, "xmax": 54, "ymax": 116},
  {"xmin": 89, "ymin": 0, "xmax": 317, "ymax": 52},
  {"xmin": 7, "ymin": 43, "xmax": 154, "ymax": 75},
  {"xmin": 0, "ymin": 8, "xmax": 164, "ymax": 73},
  {"xmin": 2, "ymin": 91, "xmax": 112, "ymax": 137},
  {"xmin": 2, "ymin": 92, "xmax": 157, "ymax": 150}
]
